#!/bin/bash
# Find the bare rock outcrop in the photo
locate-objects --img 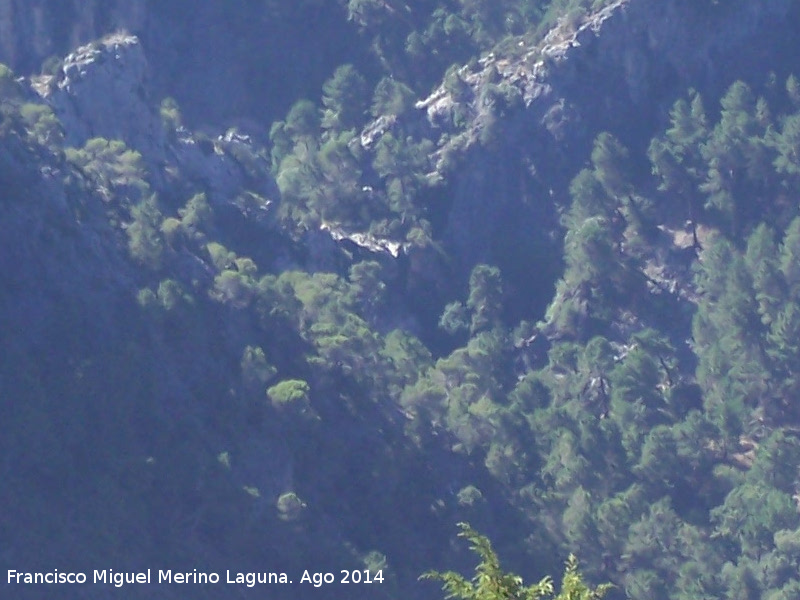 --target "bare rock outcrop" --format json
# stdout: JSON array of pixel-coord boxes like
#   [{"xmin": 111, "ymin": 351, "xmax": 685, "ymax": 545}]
[
  {"xmin": 32, "ymin": 34, "xmax": 278, "ymax": 207},
  {"xmin": 364, "ymin": 0, "xmax": 800, "ymax": 280},
  {"xmin": 0, "ymin": 0, "xmax": 147, "ymax": 72},
  {"xmin": 40, "ymin": 33, "xmax": 165, "ymax": 163}
]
